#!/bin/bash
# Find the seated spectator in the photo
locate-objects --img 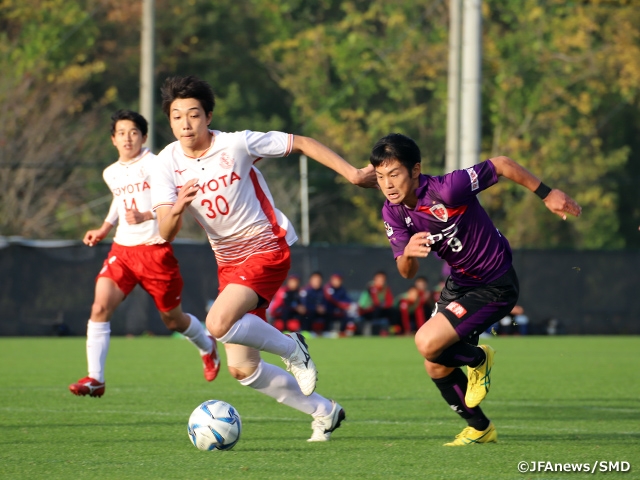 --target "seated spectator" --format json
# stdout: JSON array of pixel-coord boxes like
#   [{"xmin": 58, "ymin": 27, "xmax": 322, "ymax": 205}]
[
  {"xmin": 413, "ymin": 276, "xmax": 436, "ymax": 321},
  {"xmin": 358, "ymin": 271, "xmax": 394, "ymax": 333},
  {"xmin": 299, "ymin": 272, "xmax": 328, "ymax": 334},
  {"xmin": 495, "ymin": 304, "xmax": 530, "ymax": 335},
  {"xmin": 323, "ymin": 273, "xmax": 358, "ymax": 335},
  {"xmin": 394, "ymin": 286, "xmax": 427, "ymax": 335},
  {"xmin": 268, "ymin": 274, "xmax": 306, "ymax": 332}
]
